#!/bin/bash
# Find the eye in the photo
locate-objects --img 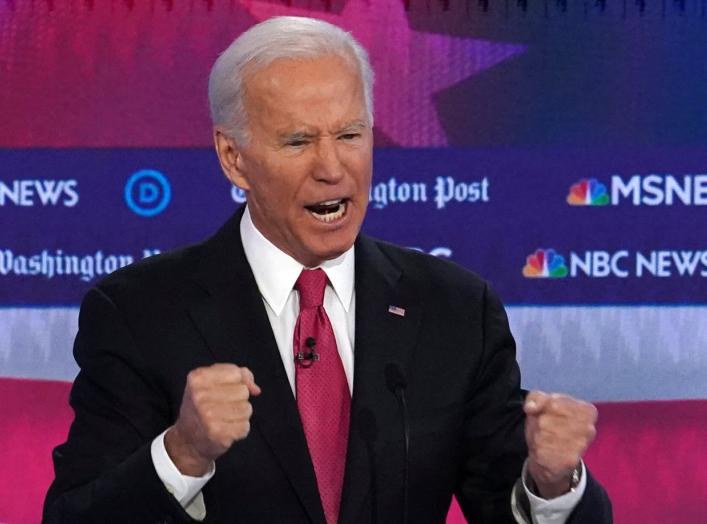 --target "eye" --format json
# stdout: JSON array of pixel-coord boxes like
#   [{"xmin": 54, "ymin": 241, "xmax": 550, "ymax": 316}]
[
  {"xmin": 286, "ymin": 139, "xmax": 309, "ymax": 148},
  {"xmin": 339, "ymin": 133, "xmax": 361, "ymax": 141}
]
